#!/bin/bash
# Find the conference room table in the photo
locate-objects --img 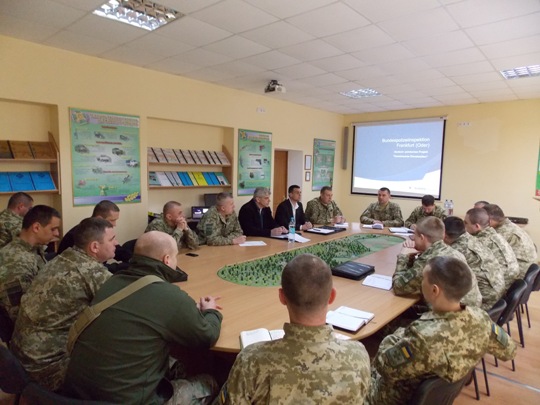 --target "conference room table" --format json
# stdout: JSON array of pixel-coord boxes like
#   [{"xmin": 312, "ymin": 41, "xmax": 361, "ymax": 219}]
[{"xmin": 177, "ymin": 223, "xmax": 418, "ymax": 353}]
